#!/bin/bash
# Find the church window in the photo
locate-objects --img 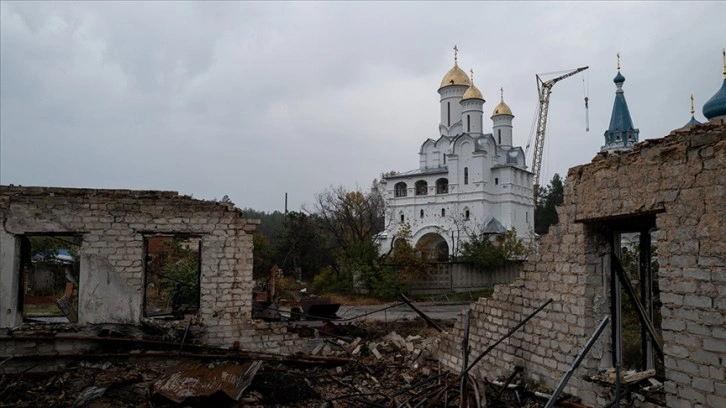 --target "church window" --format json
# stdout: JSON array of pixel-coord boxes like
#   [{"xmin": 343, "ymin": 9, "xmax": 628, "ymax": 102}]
[
  {"xmin": 420, "ymin": 209, "xmax": 424, "ymax": 219},
  {"xmin": 415, "ymin": 180, "xmax": 428, "ymax": 196},
  {"xmin": 441, "ymin": 208, "xmax": 445, "ymax": 217},
  {"xmin": 394, "ymin": 182, "xmax": 407, "ymax": 197},
  {"xmin": 400, "ymin": 214, "xmax": 405, "ymax": 223},
  {"xmin": 464, "ymin": 167, "xmax": 469, "ymax": 185},
  {"xmin": 467, "ymin": 115, "xmax": 471, "ymax": 132},
  {"xmin": 436, "ymin": 178, "xmax": 448, "ymax": 194},
  {"xmin": 498, "ymin": 129, "xmax": 501, "ymax": 144},
  {"xmin": 447, "ymin": 102, "xmax": 451, "ymax": 126},
  {"xmin": 495, "ymin": 178, "xmax": 499, "ymax": 185},
  {"xmin": 465, "ymin": 209, "xmax": 470, "ymax": 220},
  {"xmin": 443, "ymin": 154, "xmax": 446, "ymax": 164}
]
